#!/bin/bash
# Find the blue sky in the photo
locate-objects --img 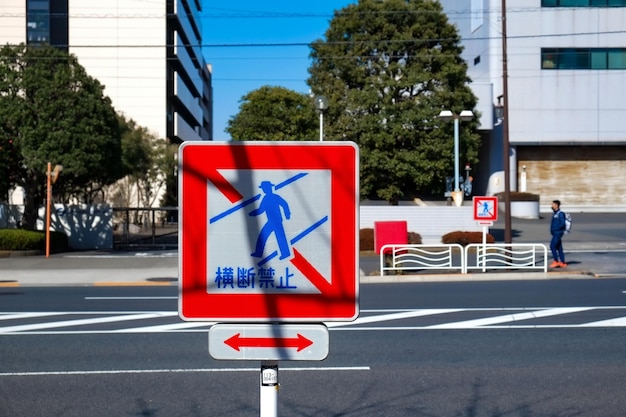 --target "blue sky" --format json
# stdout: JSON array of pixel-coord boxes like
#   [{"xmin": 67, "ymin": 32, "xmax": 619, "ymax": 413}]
[{"xmin": 202, "ymin": 1, "xmax": 355, "ymax": 141}]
